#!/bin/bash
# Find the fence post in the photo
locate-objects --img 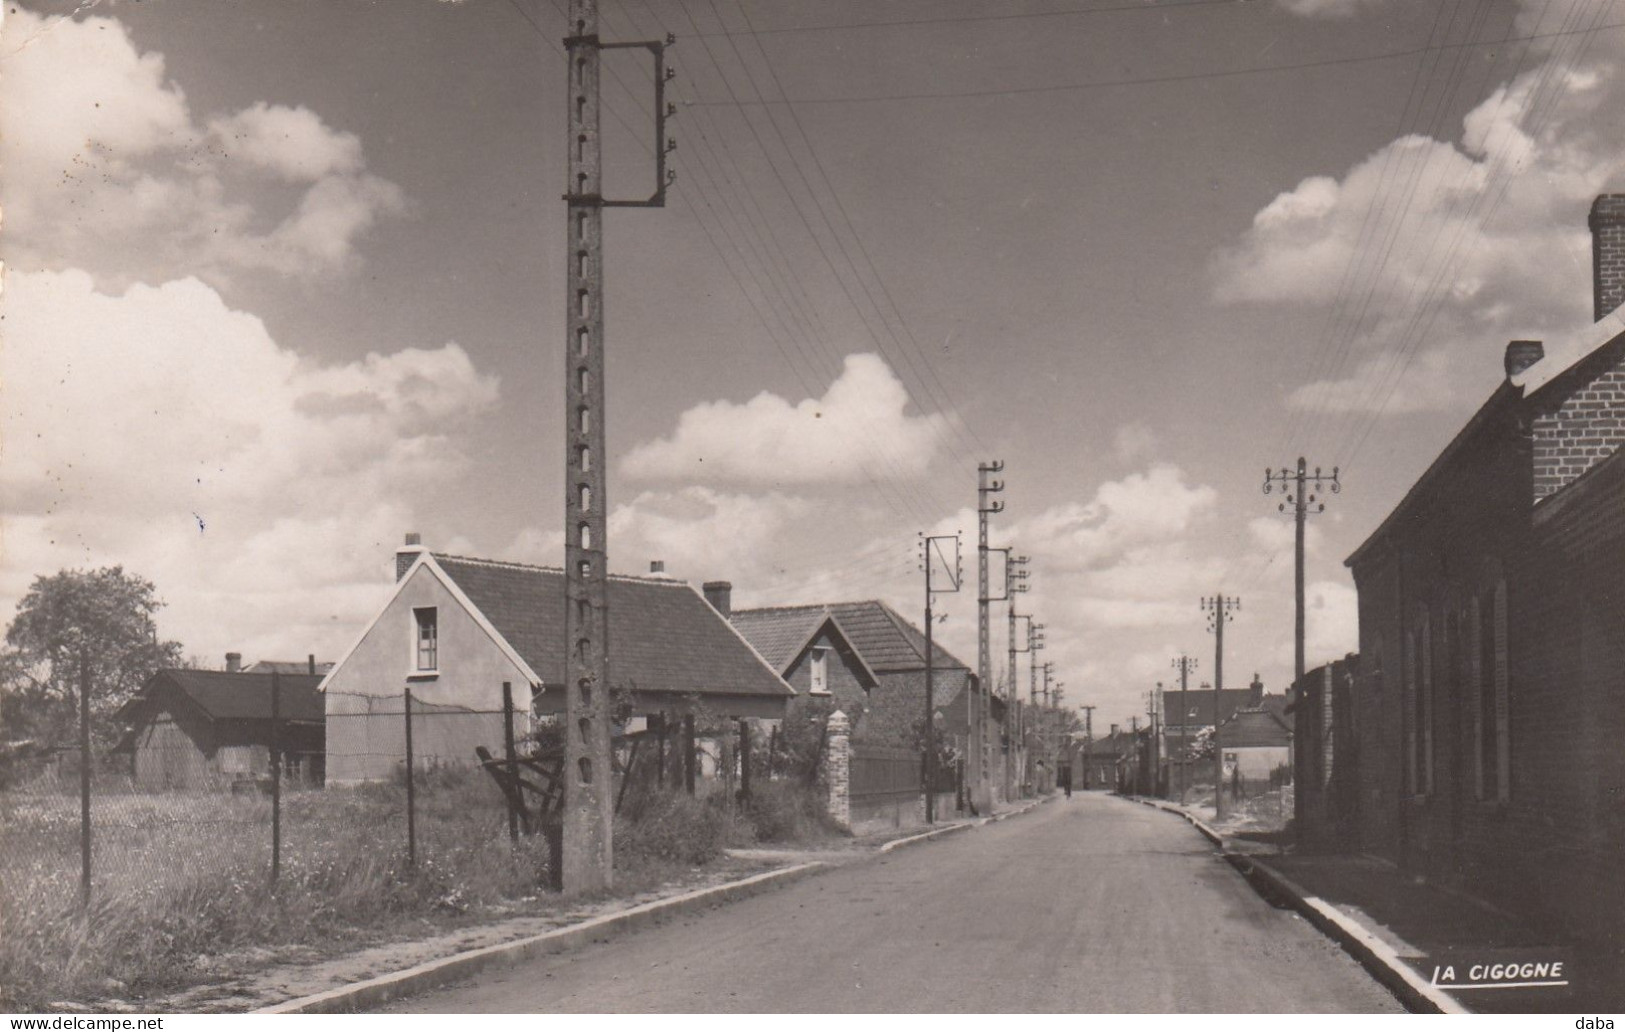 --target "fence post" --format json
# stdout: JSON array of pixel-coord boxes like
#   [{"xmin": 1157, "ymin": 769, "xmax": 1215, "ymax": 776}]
[
  {"xmin": 404, "ymin": 687, "xmax": 416, "ymax": 868},
  {"xmin": 655, "ymin": 713, "xmax": 668, "ymax": 788},
  {"xmin": 824, "ymin": 711, "xmax": 850, "ymax": 831},
  {"xmin": 683, "ymin": 714, "xmax": 696, "ymax": 796},
  {"xmin": 738, "ymin": 719, "xmax": 751, "ymax": 803},
  {"xmin": 271, "ymin": 670, "xmax": 282, "ymax": 884},
  {"xmin": 78, "ymin": 652, "xmax": 91, "ymax": 911},
  {"xmin": 502, "ymin": 681, "xmax": 518, "ymax": 845}
]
